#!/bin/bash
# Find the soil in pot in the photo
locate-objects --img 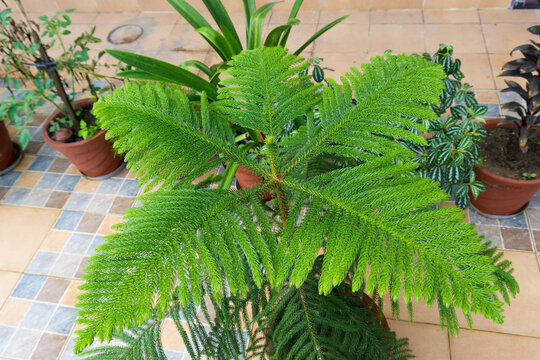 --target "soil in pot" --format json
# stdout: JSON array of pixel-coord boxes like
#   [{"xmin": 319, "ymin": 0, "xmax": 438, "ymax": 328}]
[
  {"xmin": 48, "ymin": 105, "xmax": 96, "ymax": 142},
  {"xmin": 479, "ymin": 127, "xmax": 540, "ymax": 180}
]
